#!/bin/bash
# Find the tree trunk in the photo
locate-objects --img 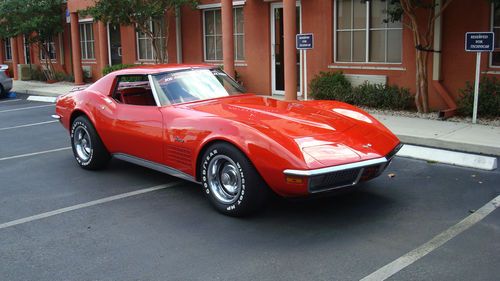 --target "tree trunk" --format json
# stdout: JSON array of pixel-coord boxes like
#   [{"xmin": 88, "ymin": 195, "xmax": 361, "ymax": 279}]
[
  {"xmin": 421, "ymin": 51, "xmax": 429, "ymax": 113},
  {"xmin": 137, "ymin": 22, "xmax": 165, "ymax": 63},
  {"xmin": 163, "ymin": 9, "xmax": 171, "ymax": 63},
  {"xmin": 414, "ymin": 47, "xmax": 431, "ymax": 113},
  {"xmin": 38, "ymin": 42, "xmax": 56, "ymax": 81},
  {"xmin": 152, "ymin": 37, "xmax": 162, "ymax": 63}
]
